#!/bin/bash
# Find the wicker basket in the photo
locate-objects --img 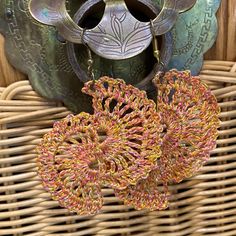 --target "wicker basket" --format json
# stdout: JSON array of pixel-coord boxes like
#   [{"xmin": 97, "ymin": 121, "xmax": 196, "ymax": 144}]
[{"xmin": 0, "ymin": 60, "xmax": 236, "ymax": 236}]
